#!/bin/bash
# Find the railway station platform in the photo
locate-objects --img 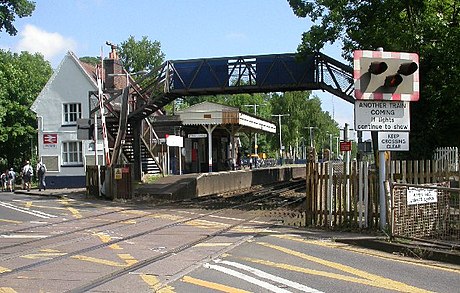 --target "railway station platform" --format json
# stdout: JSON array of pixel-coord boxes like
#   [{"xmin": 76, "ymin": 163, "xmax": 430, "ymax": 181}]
[{"xmin": 134, "ymin": 165, "xmax": 306, "ymax": 200}]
